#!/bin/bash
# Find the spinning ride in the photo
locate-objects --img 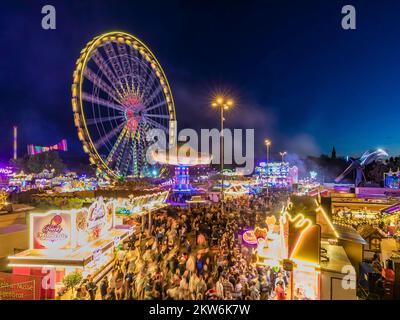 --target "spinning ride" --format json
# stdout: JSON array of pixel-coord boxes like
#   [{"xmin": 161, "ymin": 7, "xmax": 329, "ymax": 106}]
[
  {"xmin": 335, "ymin": 149, "xmax": 388, "ymax": 186},
  {"xmin": 72, "ymin": 31, "xmax": 176, "ymax": 179}
]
